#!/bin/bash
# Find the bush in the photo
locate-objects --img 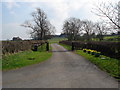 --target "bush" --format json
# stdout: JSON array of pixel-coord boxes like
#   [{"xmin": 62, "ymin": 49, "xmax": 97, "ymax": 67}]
[
  {"xmin": 59, "ymin": 40, "xmax": 120, "ymax": 59},
  {"xmin": 2, "ymin": 40, "xmax": 47, "ymax": 55}
]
